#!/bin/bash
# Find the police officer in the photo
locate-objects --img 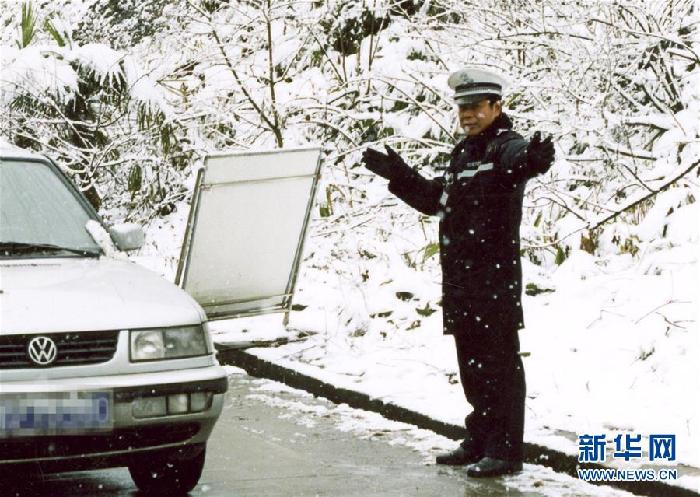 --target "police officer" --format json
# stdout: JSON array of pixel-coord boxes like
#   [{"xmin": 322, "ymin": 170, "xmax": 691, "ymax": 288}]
[{"xmin": 361, "ymin": 68, "xmax": 555, "ymax": 477}]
